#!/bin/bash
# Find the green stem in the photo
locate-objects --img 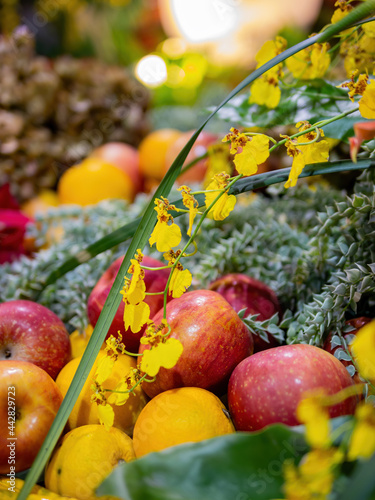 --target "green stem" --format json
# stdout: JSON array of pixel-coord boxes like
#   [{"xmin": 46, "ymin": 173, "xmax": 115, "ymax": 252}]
[{"xmin": 269, "ymin": 106, "xmax": 359, "ymax": 153}]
